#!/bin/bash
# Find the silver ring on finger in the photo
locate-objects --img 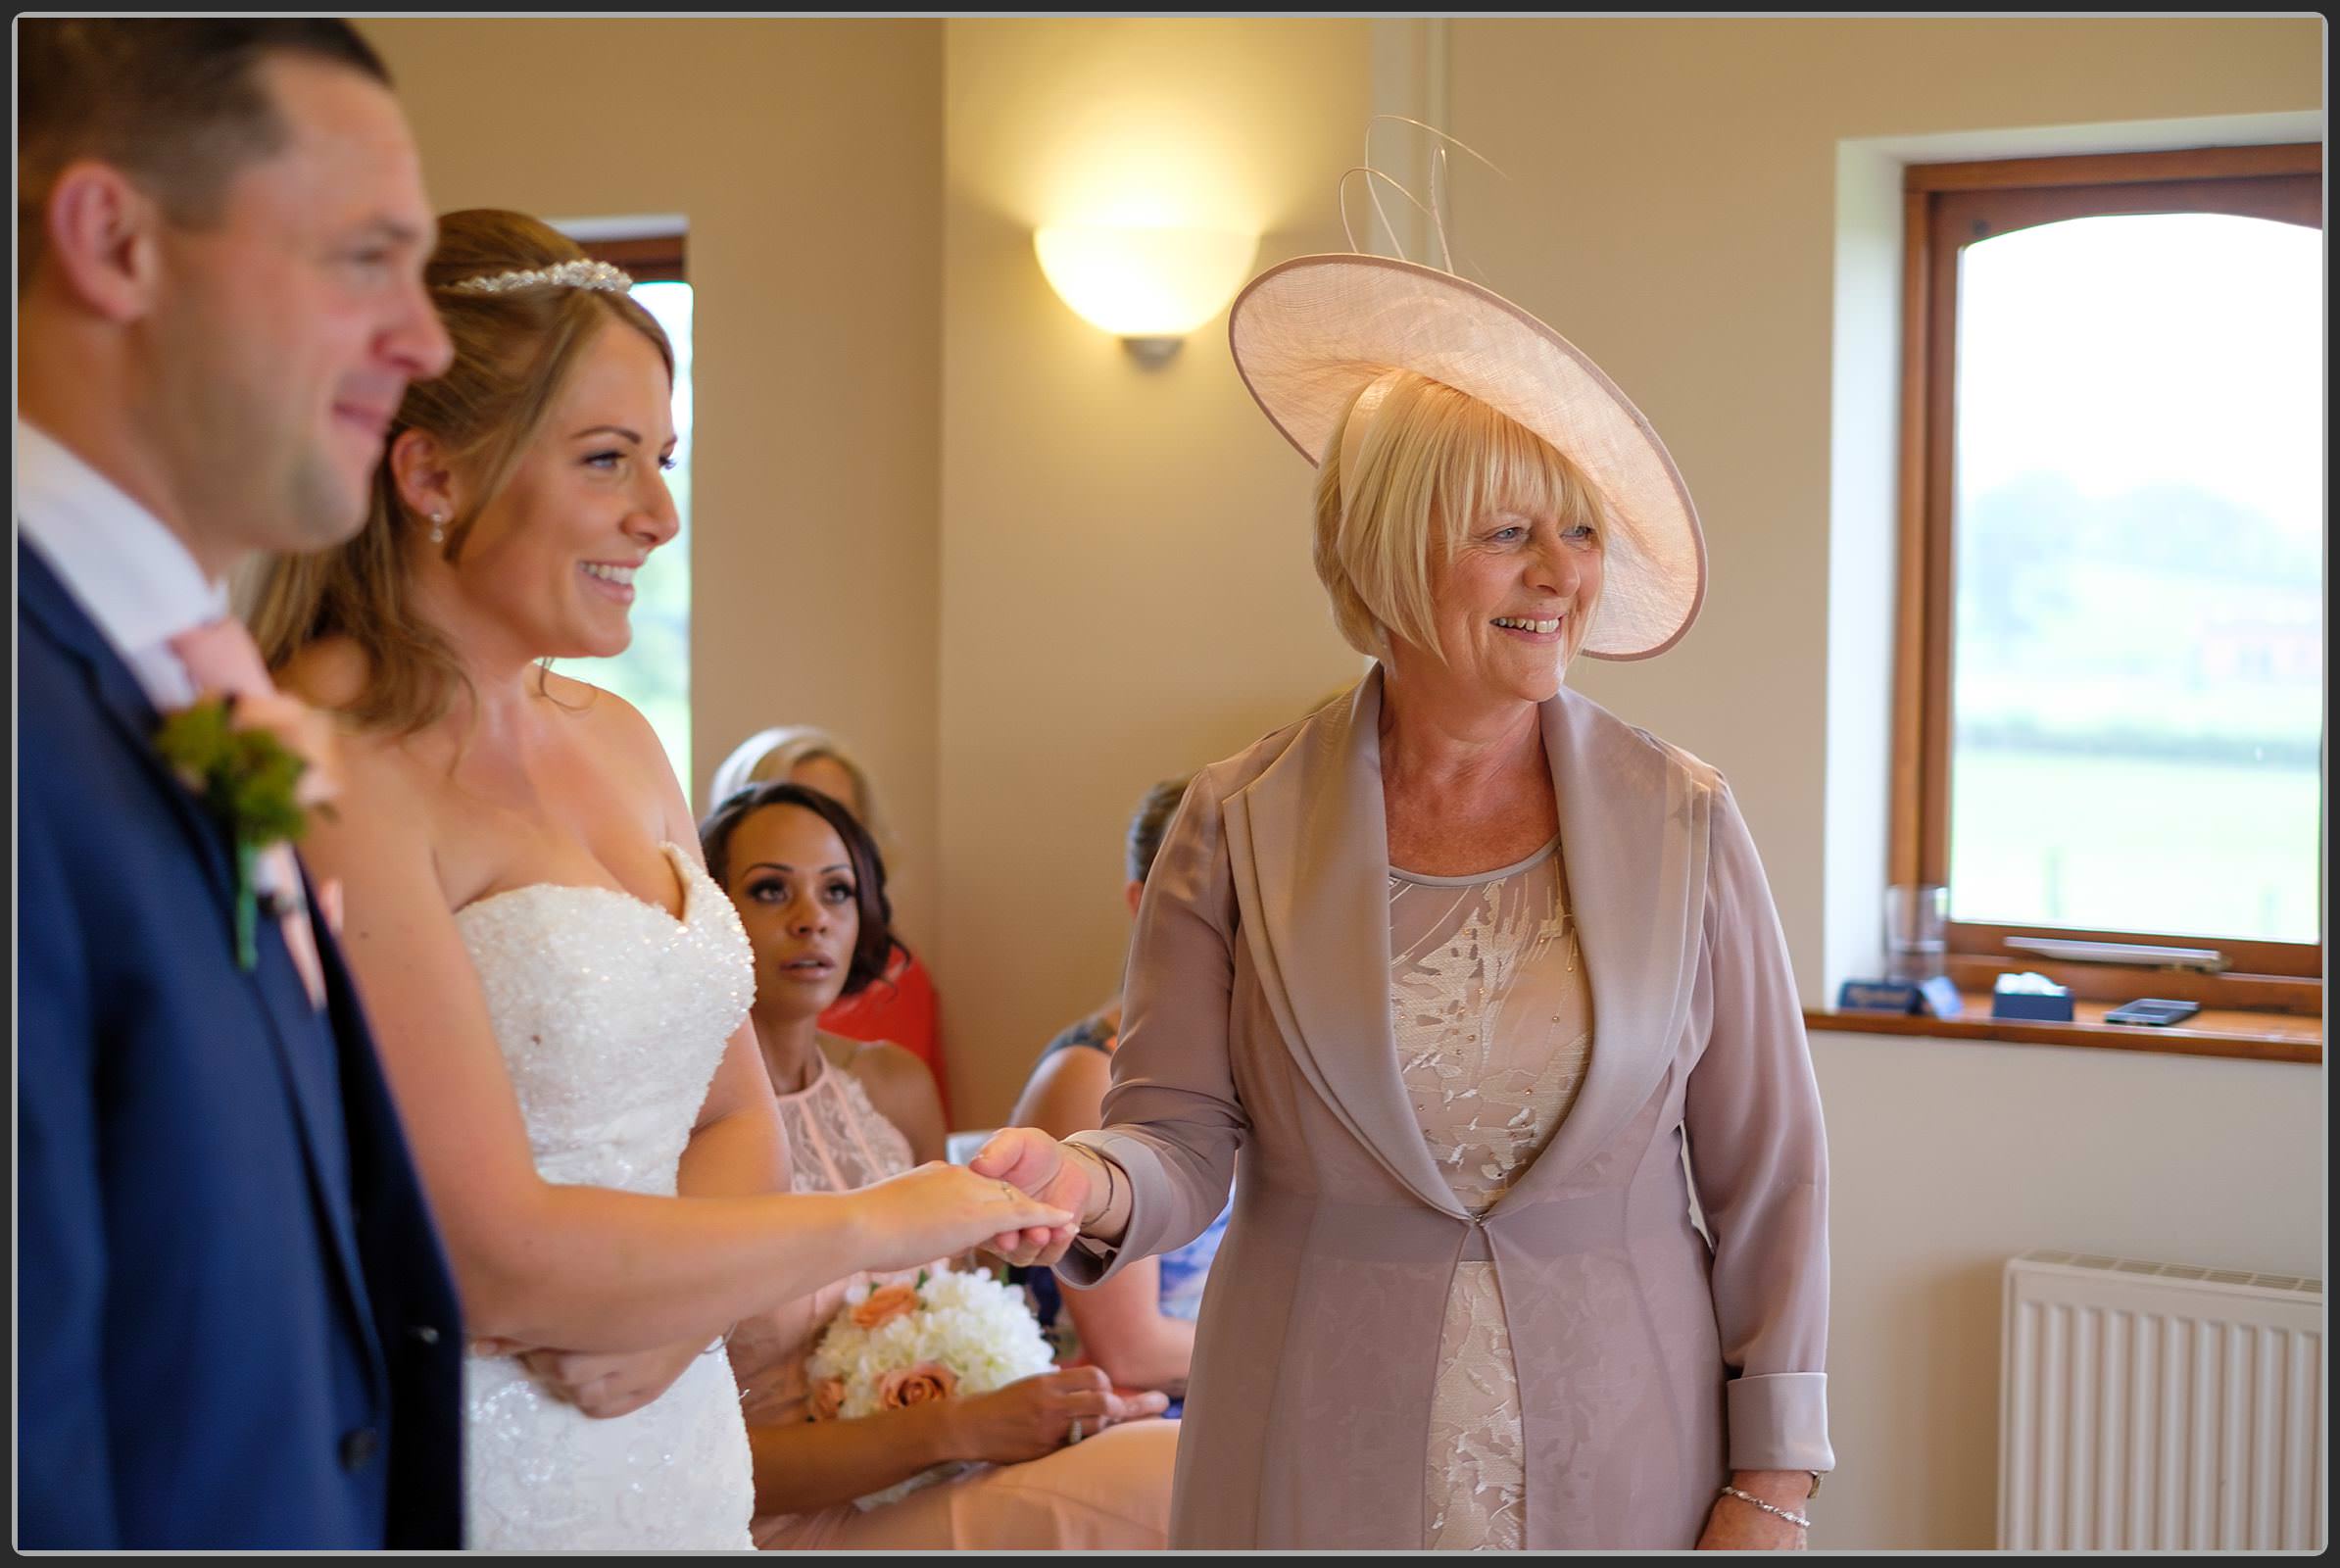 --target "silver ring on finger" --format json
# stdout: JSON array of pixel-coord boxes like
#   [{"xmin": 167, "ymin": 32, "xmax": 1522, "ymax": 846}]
[{"xmin": 1065, "ymin": 1417, "xmax": 1085, "ymax": 1446}]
